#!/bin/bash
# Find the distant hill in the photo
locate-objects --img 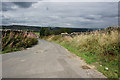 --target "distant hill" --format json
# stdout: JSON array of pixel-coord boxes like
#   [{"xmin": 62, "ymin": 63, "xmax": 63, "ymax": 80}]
[
  {"xmin": 1, "ymin": 25, "xmax": 104, "ymax": 32},
  {"xmin": 2, "ymin": 25, "xmax": 41, "ymax": 32}
]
